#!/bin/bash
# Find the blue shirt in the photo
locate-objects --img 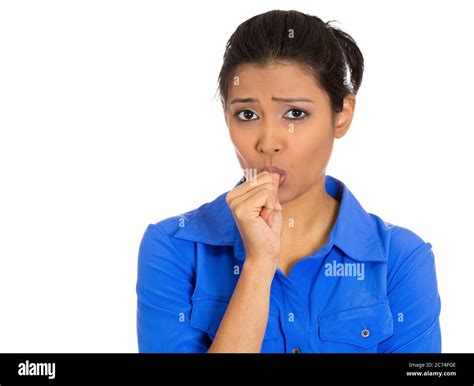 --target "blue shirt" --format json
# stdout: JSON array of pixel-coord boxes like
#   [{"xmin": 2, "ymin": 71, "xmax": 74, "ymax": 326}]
[{"xmin": 136, "ymin": 174, "xmax": 441, "ymax": 353}]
